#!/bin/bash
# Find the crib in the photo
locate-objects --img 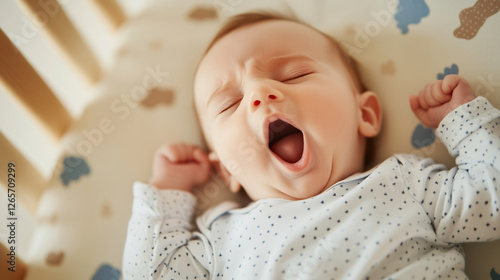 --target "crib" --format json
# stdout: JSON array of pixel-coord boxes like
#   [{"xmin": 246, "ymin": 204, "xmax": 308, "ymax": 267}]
[{"xmin": 0, "ymin": 0, "xmax": 499, "ymax": 279}]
